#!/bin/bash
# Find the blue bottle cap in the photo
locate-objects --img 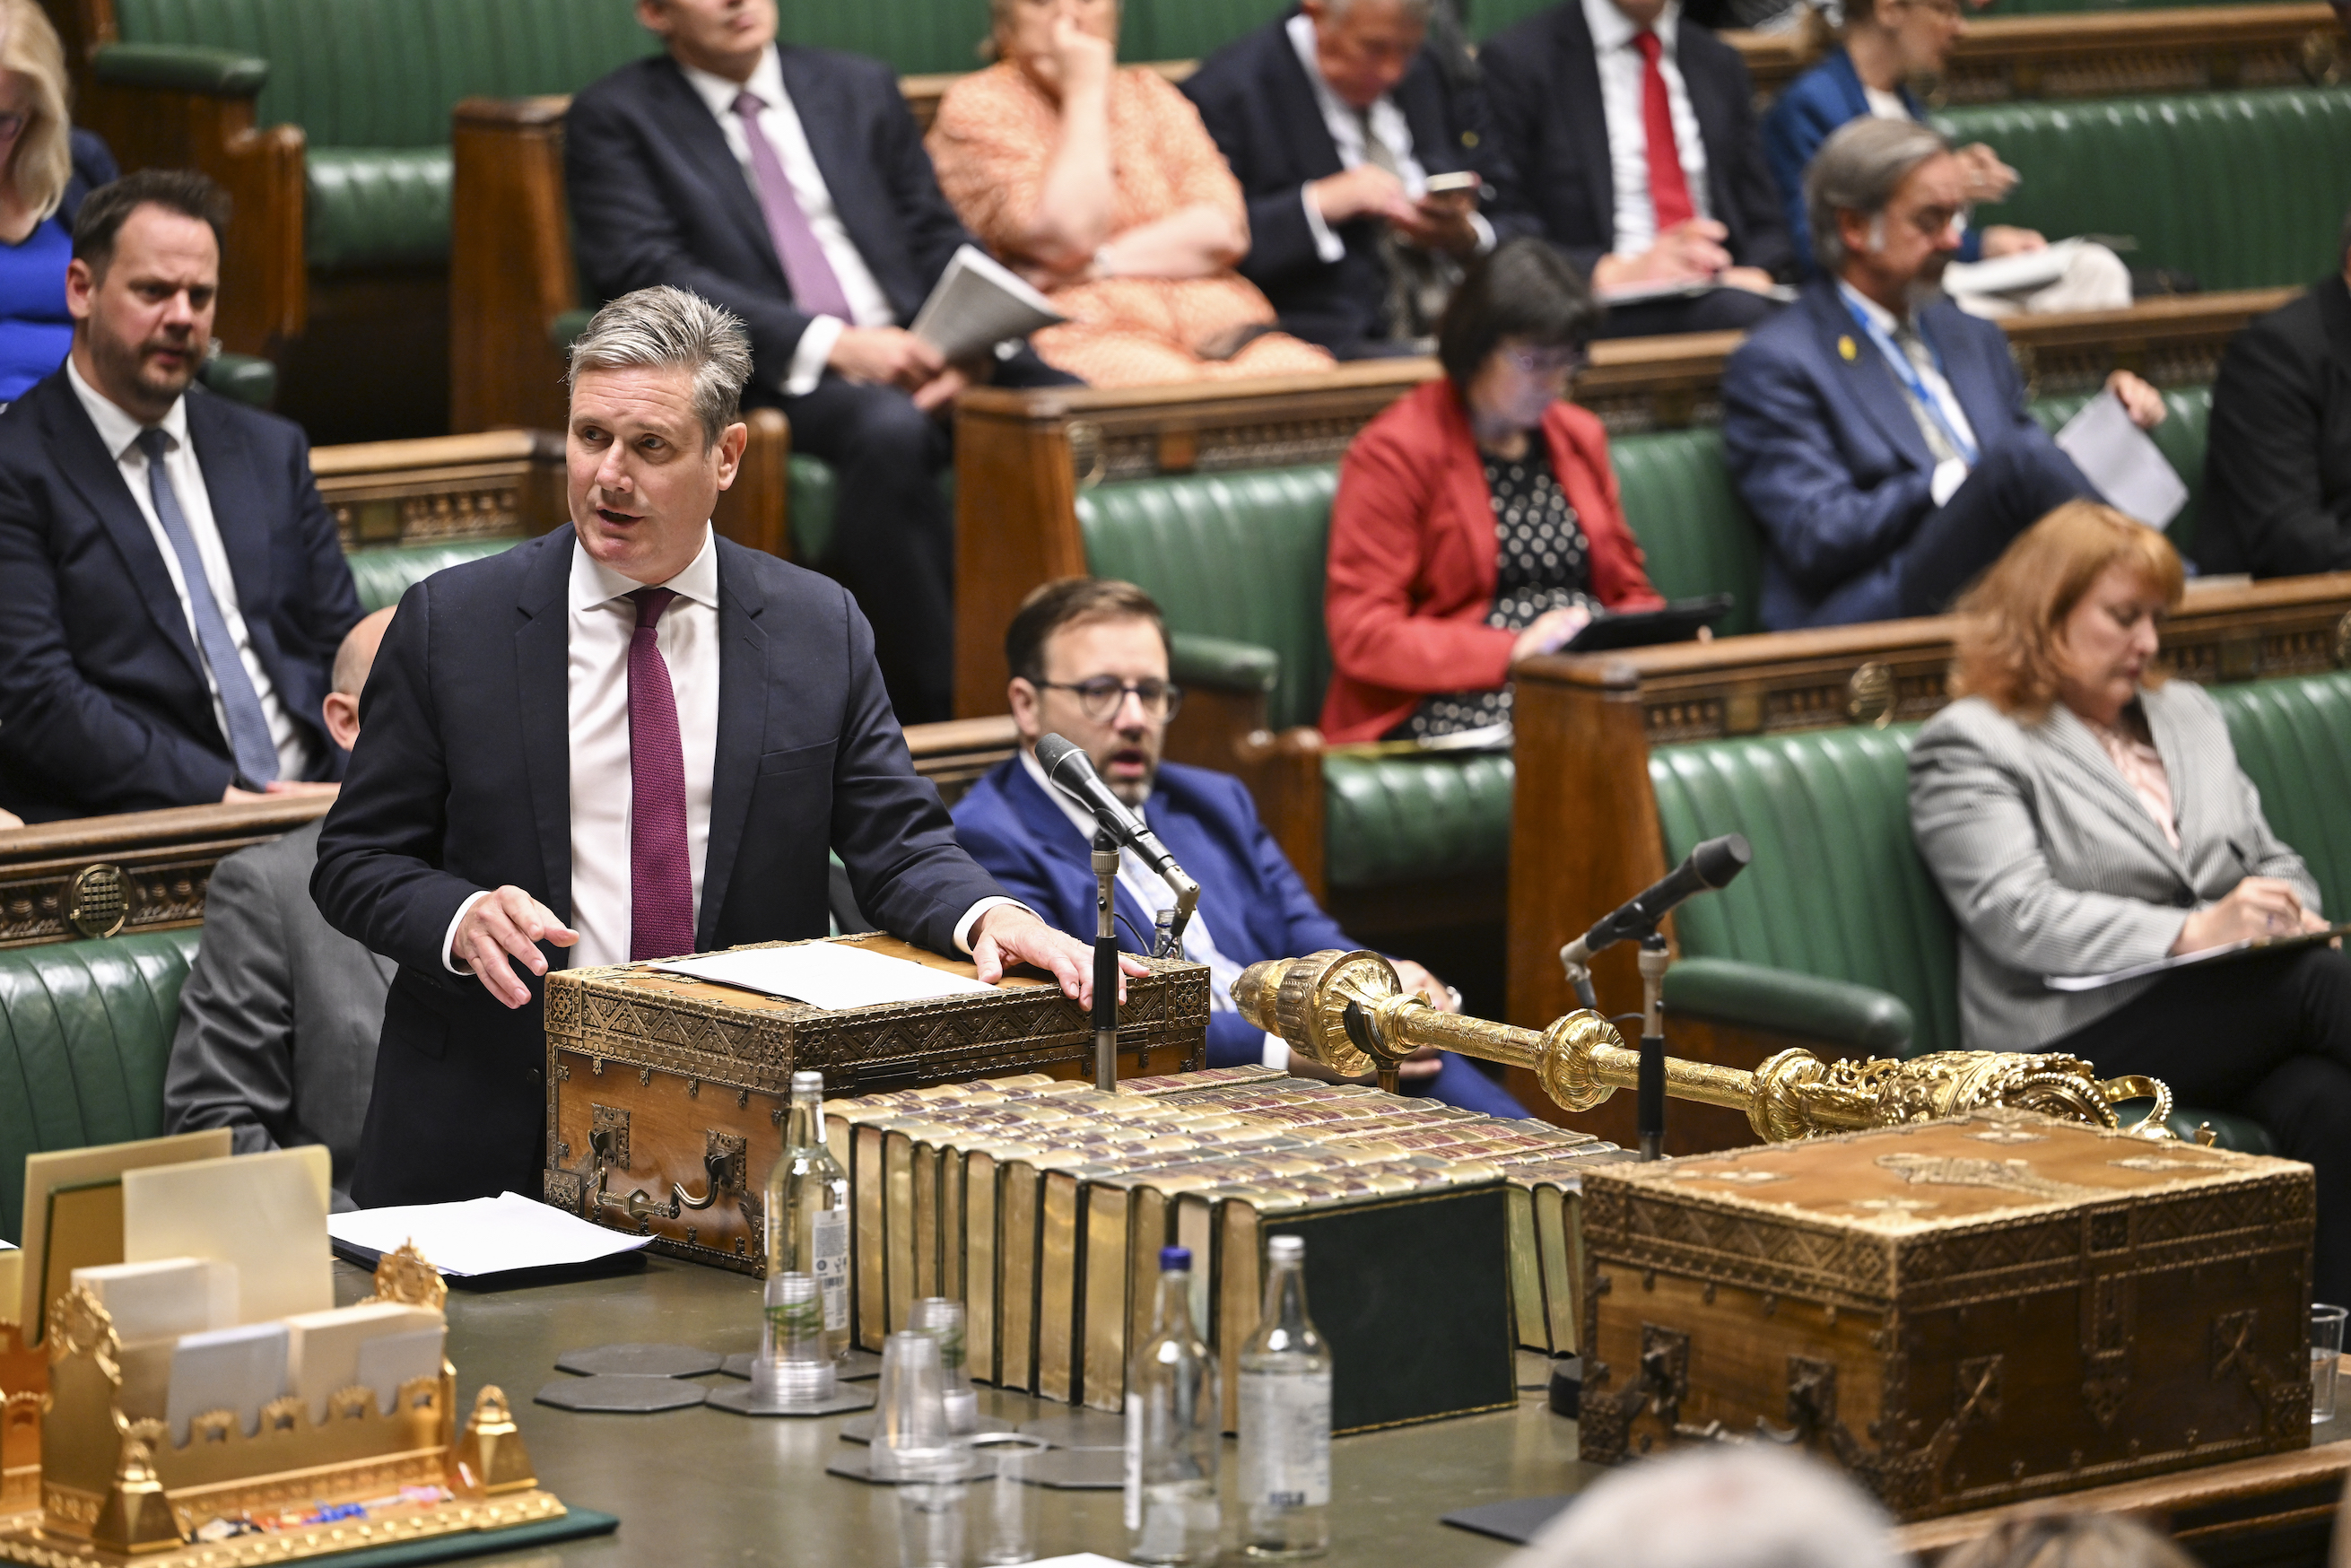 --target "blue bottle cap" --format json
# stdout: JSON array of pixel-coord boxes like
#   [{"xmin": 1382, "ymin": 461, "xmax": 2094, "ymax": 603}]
[{"xmin": 1160, "ymin": 1246, "xmax": 1191, "ymax": 1271}]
